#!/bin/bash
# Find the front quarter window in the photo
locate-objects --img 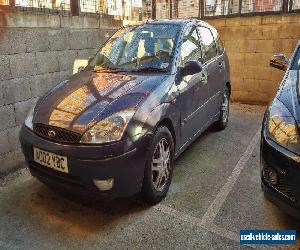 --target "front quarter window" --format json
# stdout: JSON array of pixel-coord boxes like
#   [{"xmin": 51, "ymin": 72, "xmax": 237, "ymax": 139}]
[
  {"xmin": 89, "ymin": 24, "xmax": 180, "ymax": 72},
  {"xmin": 179, "ymin": 26, "xmax": 202, "ymax": 66},
  {"xmin": 291, "ymin": 45, "xmax": 300, "ymax": 70}
]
